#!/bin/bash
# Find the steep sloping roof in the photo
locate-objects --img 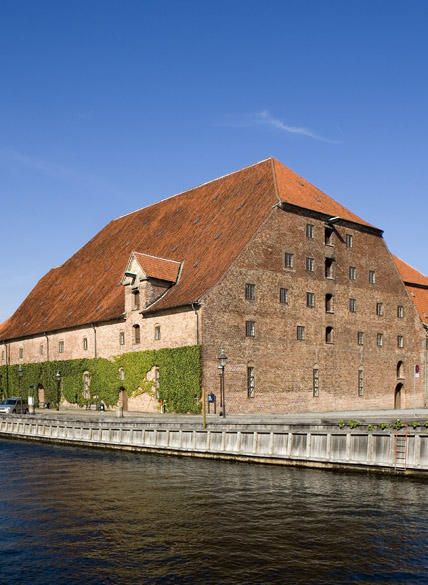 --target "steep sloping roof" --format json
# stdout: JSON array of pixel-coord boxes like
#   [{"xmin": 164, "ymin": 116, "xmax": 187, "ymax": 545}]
[
  {"xmin": 0, "ymin": 158, "xmax": 373, "ymax": 341},
  {"xmin": 133, "ymin": 253, "xmax": 181, "ymax": 282},
  {"xmin": 393, "ymin": 255, "xmax": 428, "ymax": 325}
]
